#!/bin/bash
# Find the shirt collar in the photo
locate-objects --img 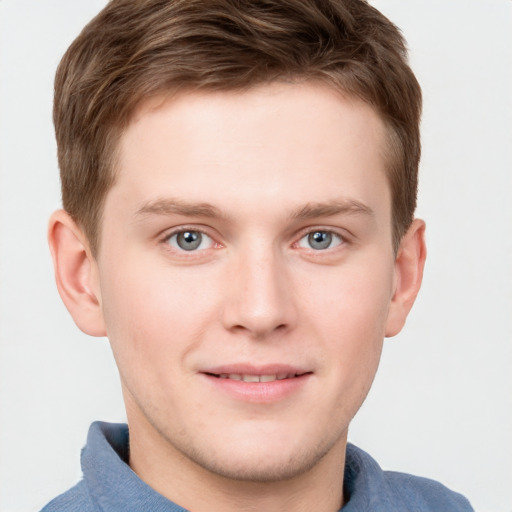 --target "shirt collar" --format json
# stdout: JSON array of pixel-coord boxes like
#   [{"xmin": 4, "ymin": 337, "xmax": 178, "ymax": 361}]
[{"xmin": 83, "ymin": 422, "xmax": 402, "ymax": 511}]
